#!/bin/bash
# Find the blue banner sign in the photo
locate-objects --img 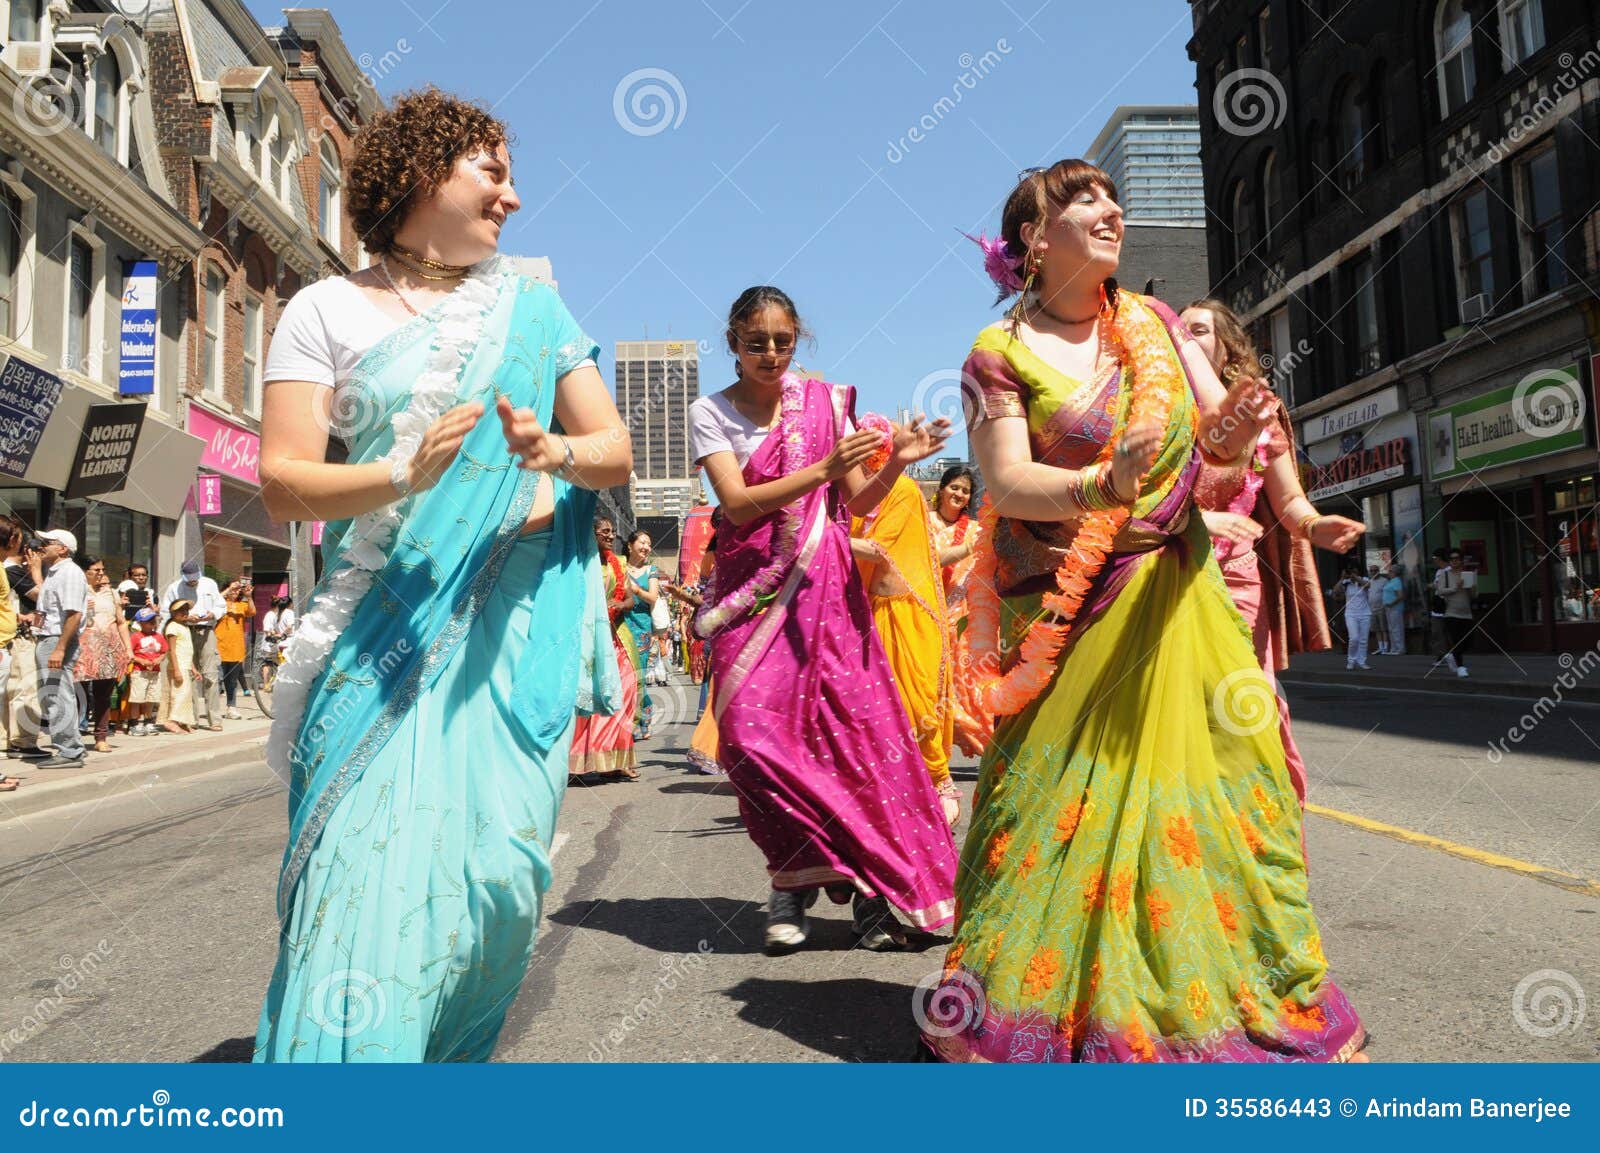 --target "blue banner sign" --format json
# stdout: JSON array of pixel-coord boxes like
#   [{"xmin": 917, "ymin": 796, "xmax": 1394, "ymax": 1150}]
[{"xmin": 119, "ymin": 259, "xmax": 158, "ymax": 396}]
